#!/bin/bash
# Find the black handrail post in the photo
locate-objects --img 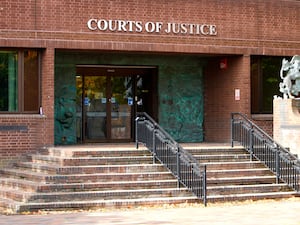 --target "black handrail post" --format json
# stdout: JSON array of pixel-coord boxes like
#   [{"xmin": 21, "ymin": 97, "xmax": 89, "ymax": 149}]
[
  {"xmin": 152, "ymin": 125, "xmax": 157, "ymax": 164},
  {"xmin": 275, "ymin": 144, "xmax": 280, "ymax": 184},
  {"xmin": 176, "ymin": 144, "xmax": 181, "ymax": 189},
  {"xmin": 135, "ymin": 117, "xmax": 139, "ymax": 149},
  {"xmin": 203, "ymin": 165, "xmax": 207, "ymax": 207},
  {"xmin": 231, "ymin": 113, "xmax": 234, "ymax": 148},
  {"xmin": 249, "ymin": 125, "xmax": 254, "ymax": 161}
]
